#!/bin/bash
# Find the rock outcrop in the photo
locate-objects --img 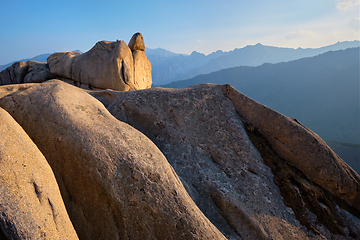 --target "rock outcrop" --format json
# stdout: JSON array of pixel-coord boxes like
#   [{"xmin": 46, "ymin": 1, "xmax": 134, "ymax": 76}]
[
  {"xmin": 0, "ymin": 63, "xmax": 359, "ymax": 238},
  {"xmin": 46, "ymin": 32, "xmax": 151, "ymax": 91},
  {"xmin": 90, "ymin": 83, "xmax": 360, "ymax": 239},
  {"xmin": 0, "ymin": 107, "xmax": 78, "ymax": 239},
  {"xmin": 0, "ymin": 80, "xmax": 225, "ymax": 240},
  {"xmin": 0, "ymin": 33, "xmax": 152, "ymax": 91}
]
